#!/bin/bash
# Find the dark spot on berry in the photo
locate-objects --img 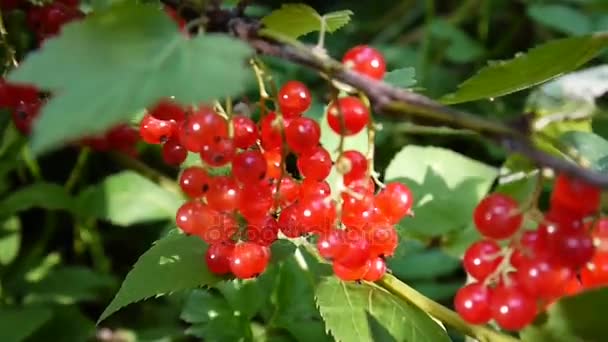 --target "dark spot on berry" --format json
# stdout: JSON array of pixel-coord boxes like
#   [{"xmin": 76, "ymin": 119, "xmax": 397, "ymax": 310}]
[
  {"xmin": 213, "ymin": 154, "xmax": 224, "ymax": 163},
  {"xmin": 259, "ymin": 172, "xmax": 266, "ymax": 180},
  {"xmin": 160, "ymin": 135, "xmax": 168, "ymax": 143},
  {"xmin": 17, "ymin": 111, "xmax": 28, "ymax": 120},
  {"xmin": 202, "ymin": 184, "xmax": 209, "ymax": 192},
  {"xmin": 213, "ymin": 136, "xmax": 221, "ymax": 143}
]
